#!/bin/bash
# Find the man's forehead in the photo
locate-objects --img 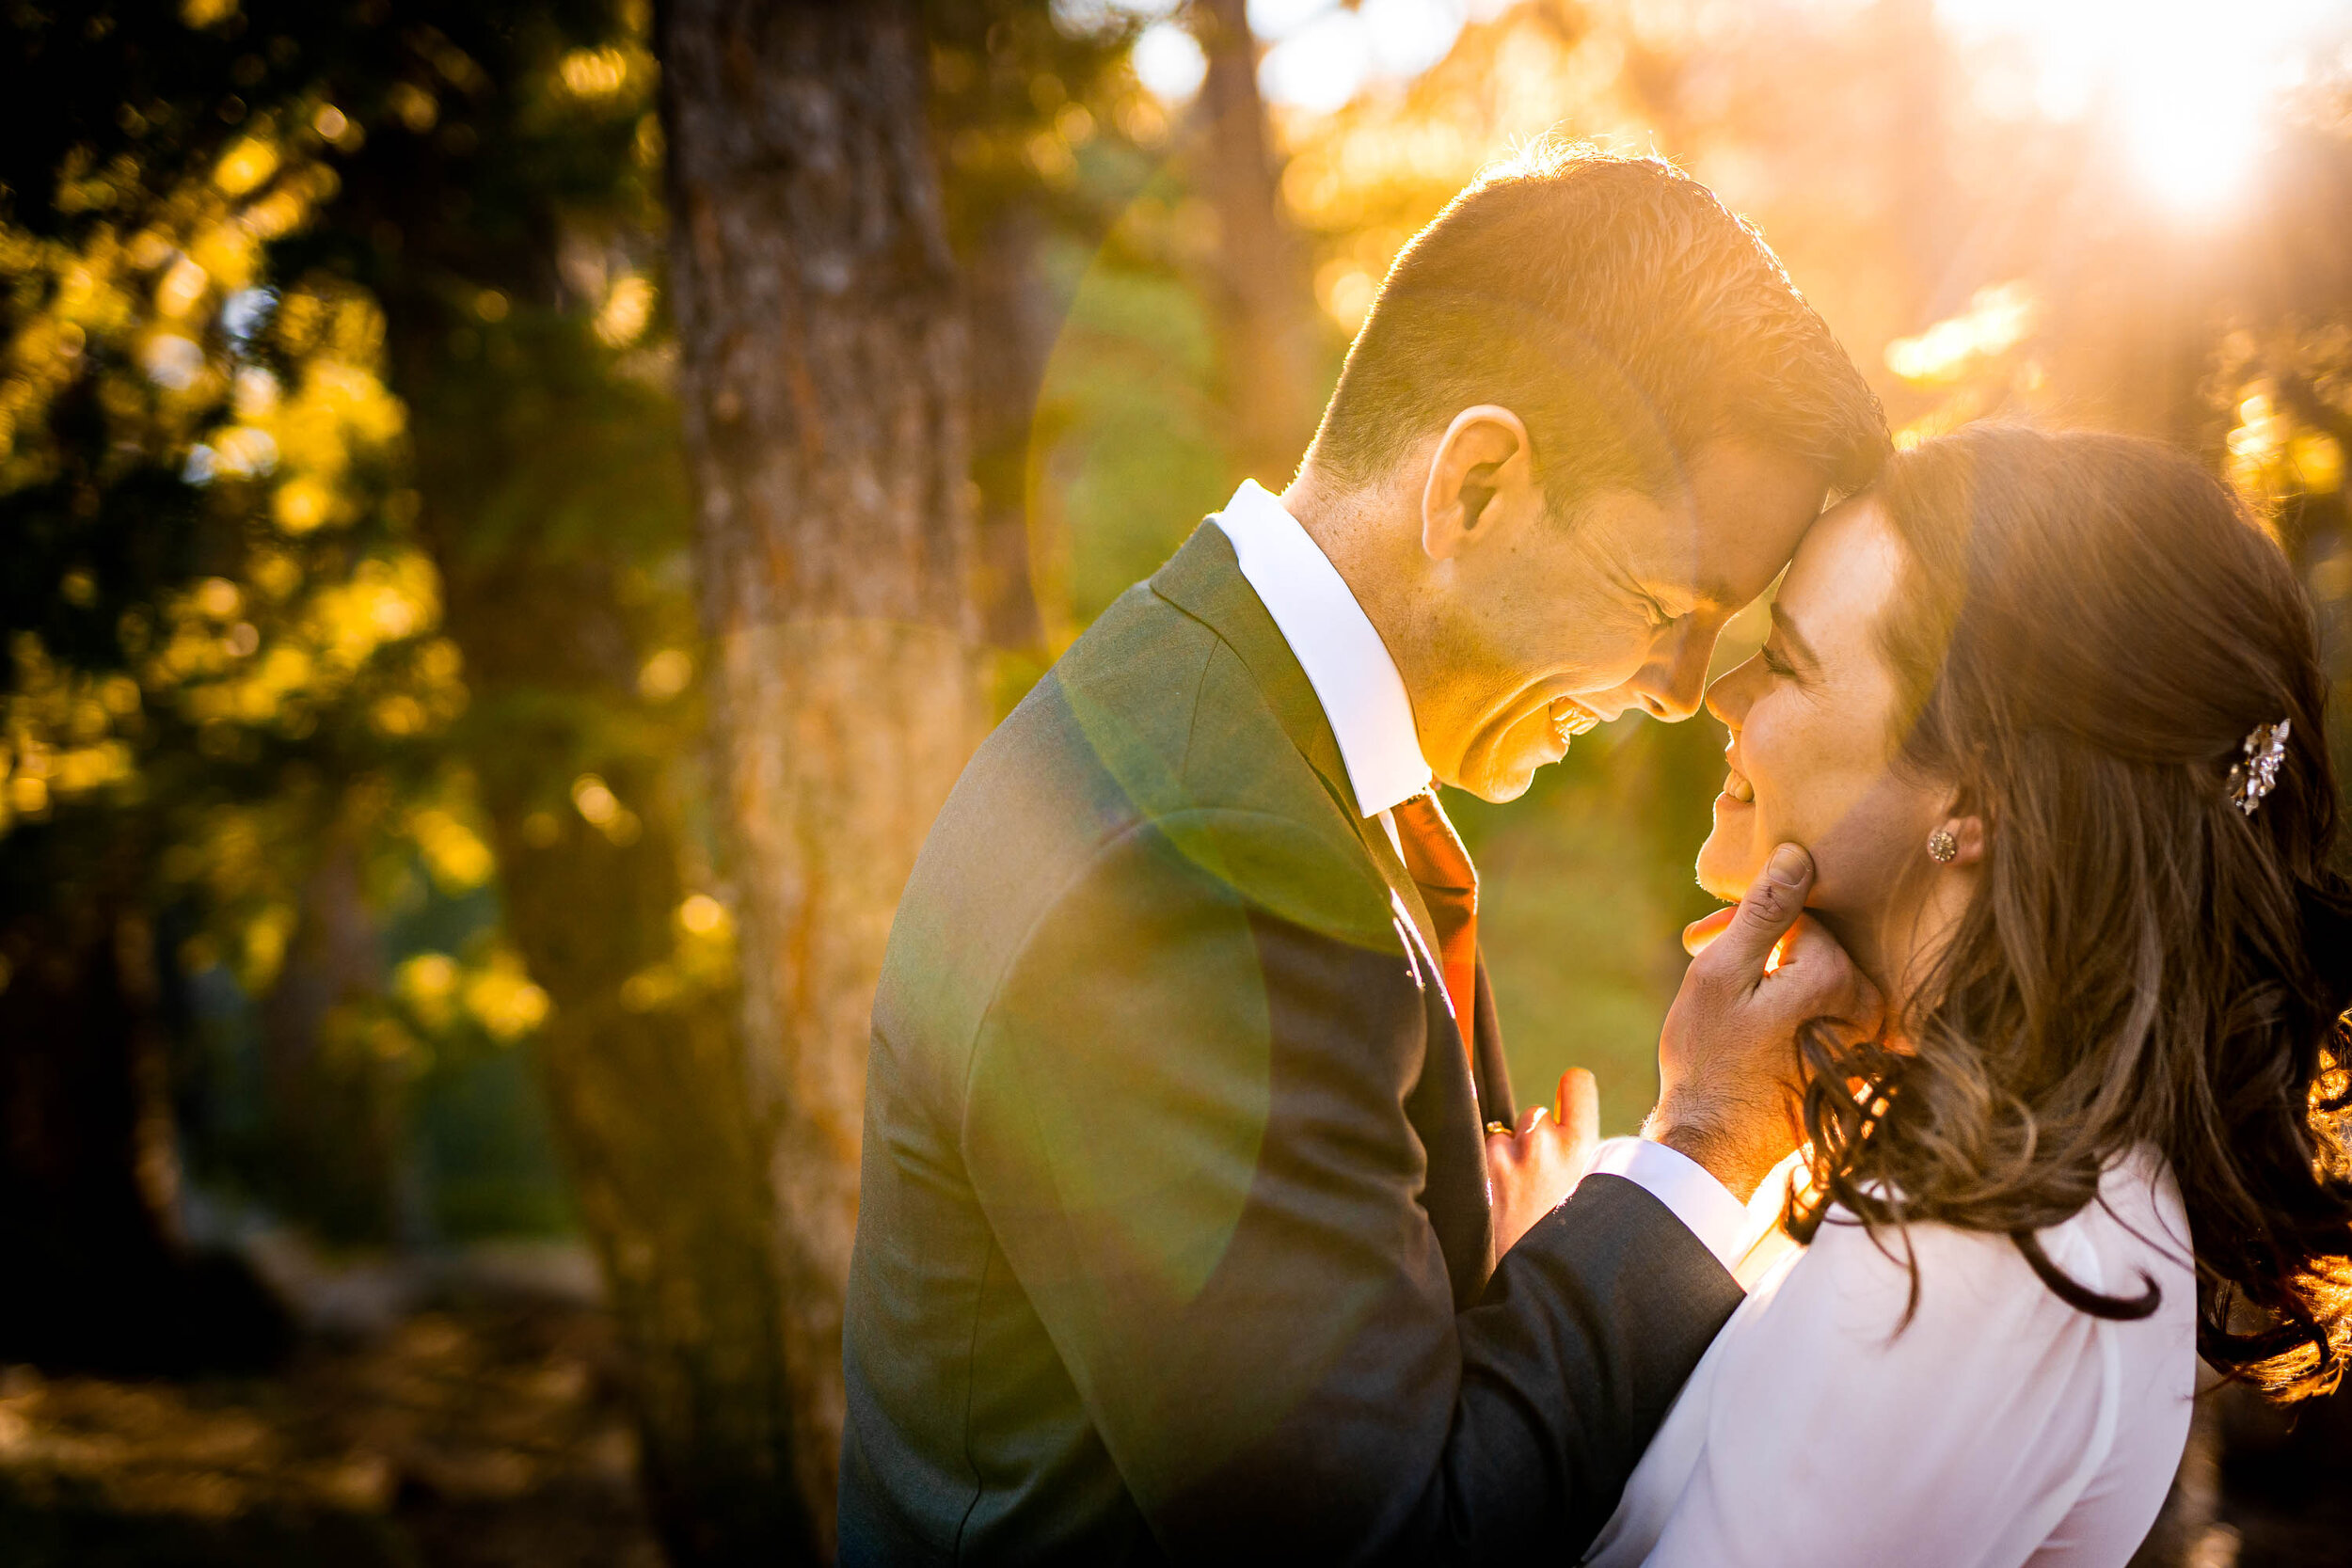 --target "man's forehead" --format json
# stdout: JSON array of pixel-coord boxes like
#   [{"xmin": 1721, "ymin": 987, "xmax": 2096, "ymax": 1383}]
[
  {"xmin": 1654, "ymin": 451, "xmax": 1825, "ymax": 589},
  {"xmin": 1592, "ymin": 445, "xmax": 1825, "ymax": 606},
  {"xmin": 1637, "ymin": 507, "xmax": 1809, "ymax": 608}
]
